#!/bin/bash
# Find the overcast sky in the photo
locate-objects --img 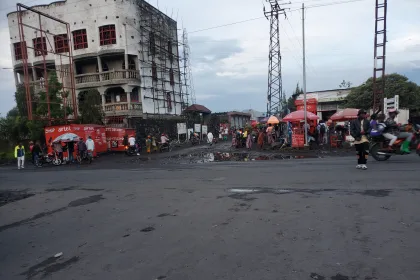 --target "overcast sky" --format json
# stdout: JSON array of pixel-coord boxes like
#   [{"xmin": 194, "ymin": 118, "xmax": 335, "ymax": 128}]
[{"xmin": 0, "ymin": 0, "xmax": 419, "ymax": 115}]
